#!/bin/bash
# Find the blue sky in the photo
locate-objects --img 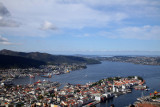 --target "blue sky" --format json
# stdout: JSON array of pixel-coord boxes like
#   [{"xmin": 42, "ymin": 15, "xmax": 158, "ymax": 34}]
[{"xmin": 0, "ymin": 0, "xmax": 160, "ymax": 55}]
